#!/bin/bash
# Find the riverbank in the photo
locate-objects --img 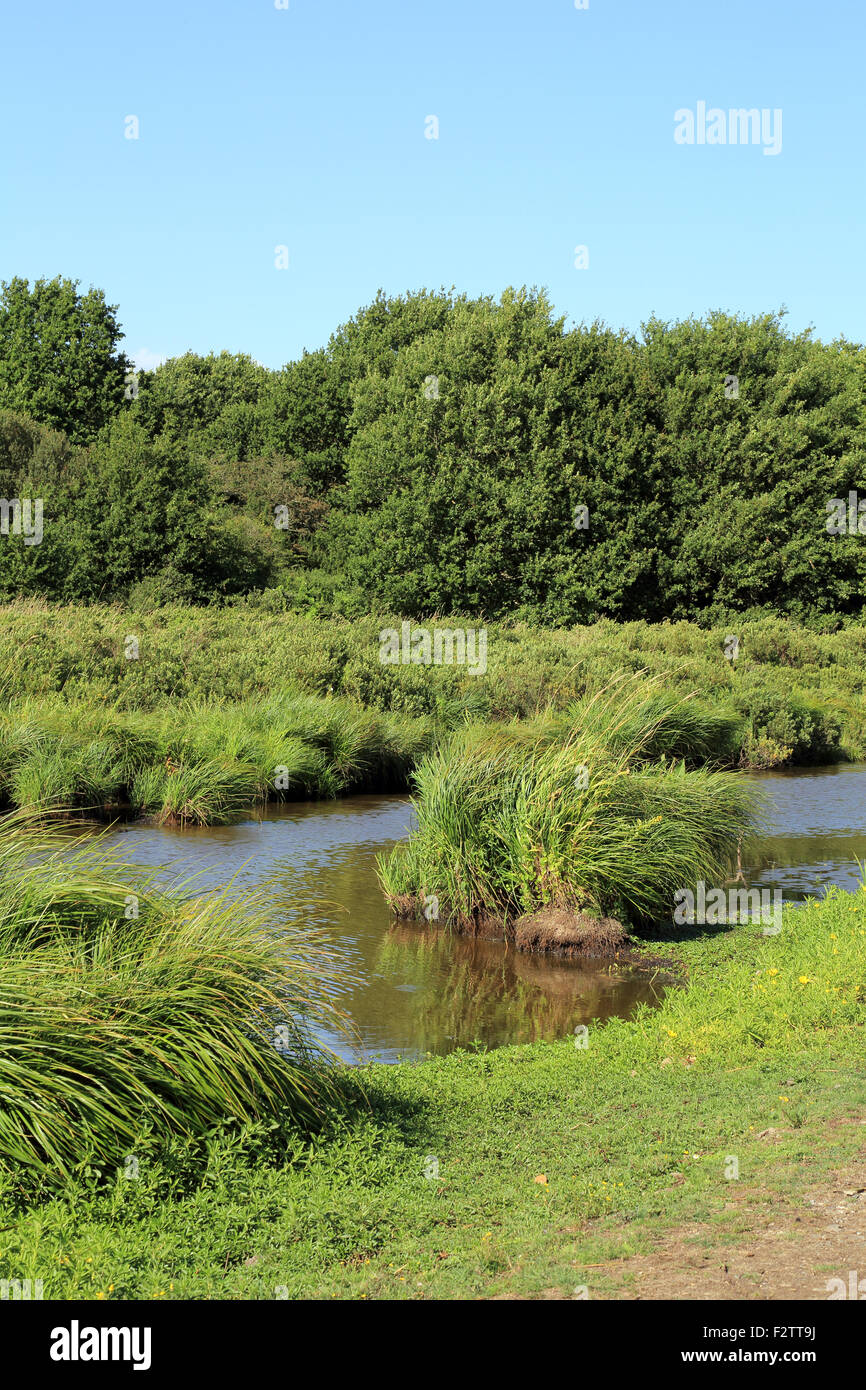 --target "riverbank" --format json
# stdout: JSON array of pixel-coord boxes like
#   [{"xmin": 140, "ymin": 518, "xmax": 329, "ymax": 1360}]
[
  {"xmin": 0, "ymin": 696, "xmax": 431, "ymax": 823},
  {"xmin": 2, "ymin": 880, "xmax": 863, "ymax": 1298},
  {"xmin": 0, "ymin": 603, "xmax": 863, "ymax": 827},
  {"xmin": 1, "ymin": 601, "xmax": 864, "ymax": 768}
]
